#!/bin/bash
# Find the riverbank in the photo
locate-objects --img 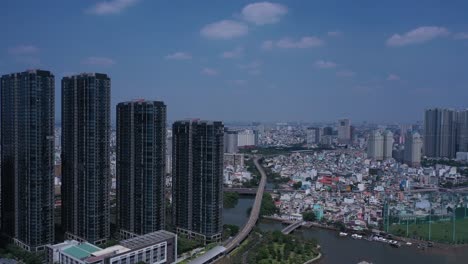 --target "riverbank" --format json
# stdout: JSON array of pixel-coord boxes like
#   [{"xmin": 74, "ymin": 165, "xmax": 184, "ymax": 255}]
[
  {"xmin": 262, "ymin": 215, "xmax": 468, "ymax": 251},
  {"xmin": 304, "ymin": 252, "xmax": 322, "ymax": 264},
  {"xmin": 224, "ymin": 197, "xmax": 468, "ymax": 263}
]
